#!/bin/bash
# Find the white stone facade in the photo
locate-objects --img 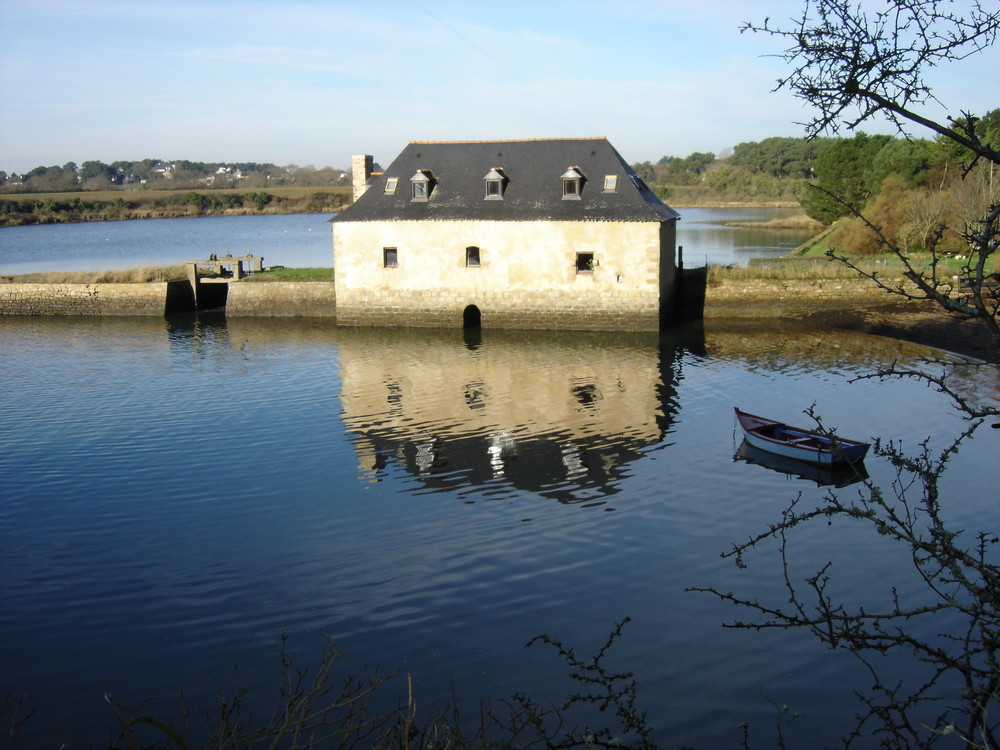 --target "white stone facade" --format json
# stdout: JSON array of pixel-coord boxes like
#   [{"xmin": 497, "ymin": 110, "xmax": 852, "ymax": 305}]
[{"xmin": 333, "ymin": 218, "xmax": 676, "ymax": 330}]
